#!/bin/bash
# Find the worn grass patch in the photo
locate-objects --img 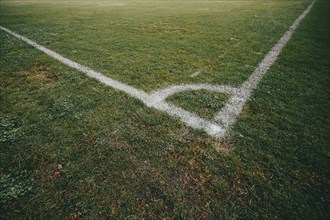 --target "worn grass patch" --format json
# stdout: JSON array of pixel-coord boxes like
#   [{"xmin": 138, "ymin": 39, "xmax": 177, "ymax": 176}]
[
  {"xmin": 0, "ymin": 0, "xmax": 312, "ymax": 91},
  {"xmin": 1, "ymin": 0, "xmax": 329, "ymax": 219}
]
